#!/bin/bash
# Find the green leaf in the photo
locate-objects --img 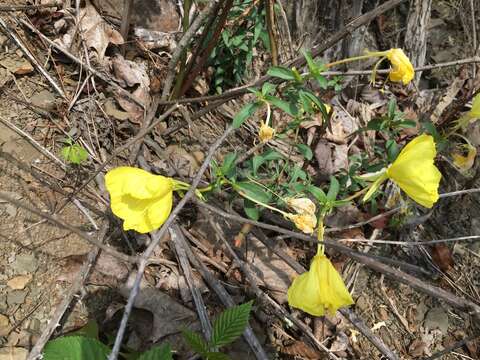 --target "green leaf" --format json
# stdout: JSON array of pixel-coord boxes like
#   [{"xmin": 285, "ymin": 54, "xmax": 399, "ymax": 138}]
[
  {"xmin": 303, "ymin": 50, "xmax": 318, "ymax": 74},
  {"xmin": 61, "ymin": 143, "xmax": 88, "ymax": 165},
  {"xmin": 68, "ymin": 320, "xmax": 99, "ymax": 339},
  {"xmin": 386, "ymin": 139, "xmax": 399, "ymax": 162},
  {"xmin": 221, "ymin": 153, "xmax": 237, "ymax": 177},
  {"xmin": 138, "ymin": 344, "xmax": 173, "ymax": 360},
  {"xmin": 235, "ymin": 181, "xmax": 272, "ymax": 204},
  {"xmin": 326, "ymin": 176, "xmax": 340, "ymax": 201},
  {"xmin": 387, "ymin": 98, "xmax": 396, "ymax": 119},
  {"xmin": 307, "ymin": 185, "xmax": 327, "ymax": 202},
  {"xmin": 296, "ymin": 144, "xmax": 313, "ymax": 160},
  {"xmin": 264, "ymin": 95, "xmax": 298, "ymax": 116},
  {"xmin": 43, "ymin": 336, "xmax": 111, "ymax": 360},
  {"xmin": 314, "ymin": 74, "xmax": 328, "ymax": 89},
  {"xmin": 244, "ymin": 199, "xmax": 260, "ymax": 220},
  {"xmin": 267, "ymin": 66, "xmax": 296, "ymax": 81},
  {"xmin": 365, "ymin": 118, "xmax": 385, "ymax": 131},
  {"xmin": 205, "ymin": 352, "xmax": 230, "ymax": 360},
  {"xmin": 210, "ymin": 301, "xmax": 253, "ymax": 348},
  {"xmin": 233, "ymin": 102, "xmax": 261, "ymax": 129},
  {"xmin": 397, "ymin": 120, "xmax": 417, "ymax": 129},
  {"xmin": 182, "ymin": 330, "xmax": 209, "ymax": 356}
]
